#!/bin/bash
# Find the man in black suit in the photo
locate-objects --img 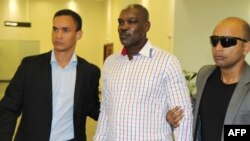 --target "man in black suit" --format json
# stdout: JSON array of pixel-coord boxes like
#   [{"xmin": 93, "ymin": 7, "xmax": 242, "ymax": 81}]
[{"xmin": 0, "ymin": 9, "xmax": 100, "ymax": 141}]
